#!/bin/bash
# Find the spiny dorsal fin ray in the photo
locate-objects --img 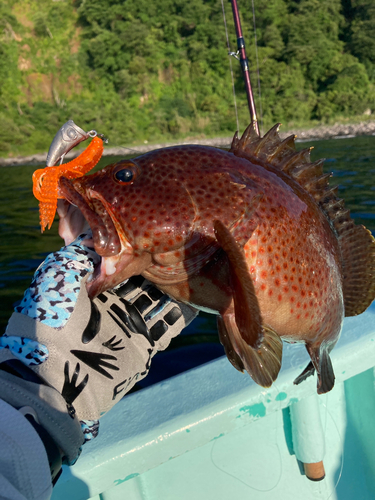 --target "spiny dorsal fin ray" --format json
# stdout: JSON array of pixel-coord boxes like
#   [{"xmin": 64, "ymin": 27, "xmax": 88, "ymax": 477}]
[
  {"xmin": 232, "ymin": 119, "xmax": 375, "ymax": 319},
  {"xmin": 254, "ymin": 123, "xmax": 282, "ymax": 158},
  {"xmin": 293, "ymin": 159, "xmax": 325, "ymax": 184},
  {"xmin": 269, "ymin": 134, "xmax": 297, "ymax": 164},
  {"xmin": 280, "ymin": 147, "xmax": 313, "ymax": 175},
  {"xmin": 230, "ymin": 121, "xmax": 260, "ymax": 155}
]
